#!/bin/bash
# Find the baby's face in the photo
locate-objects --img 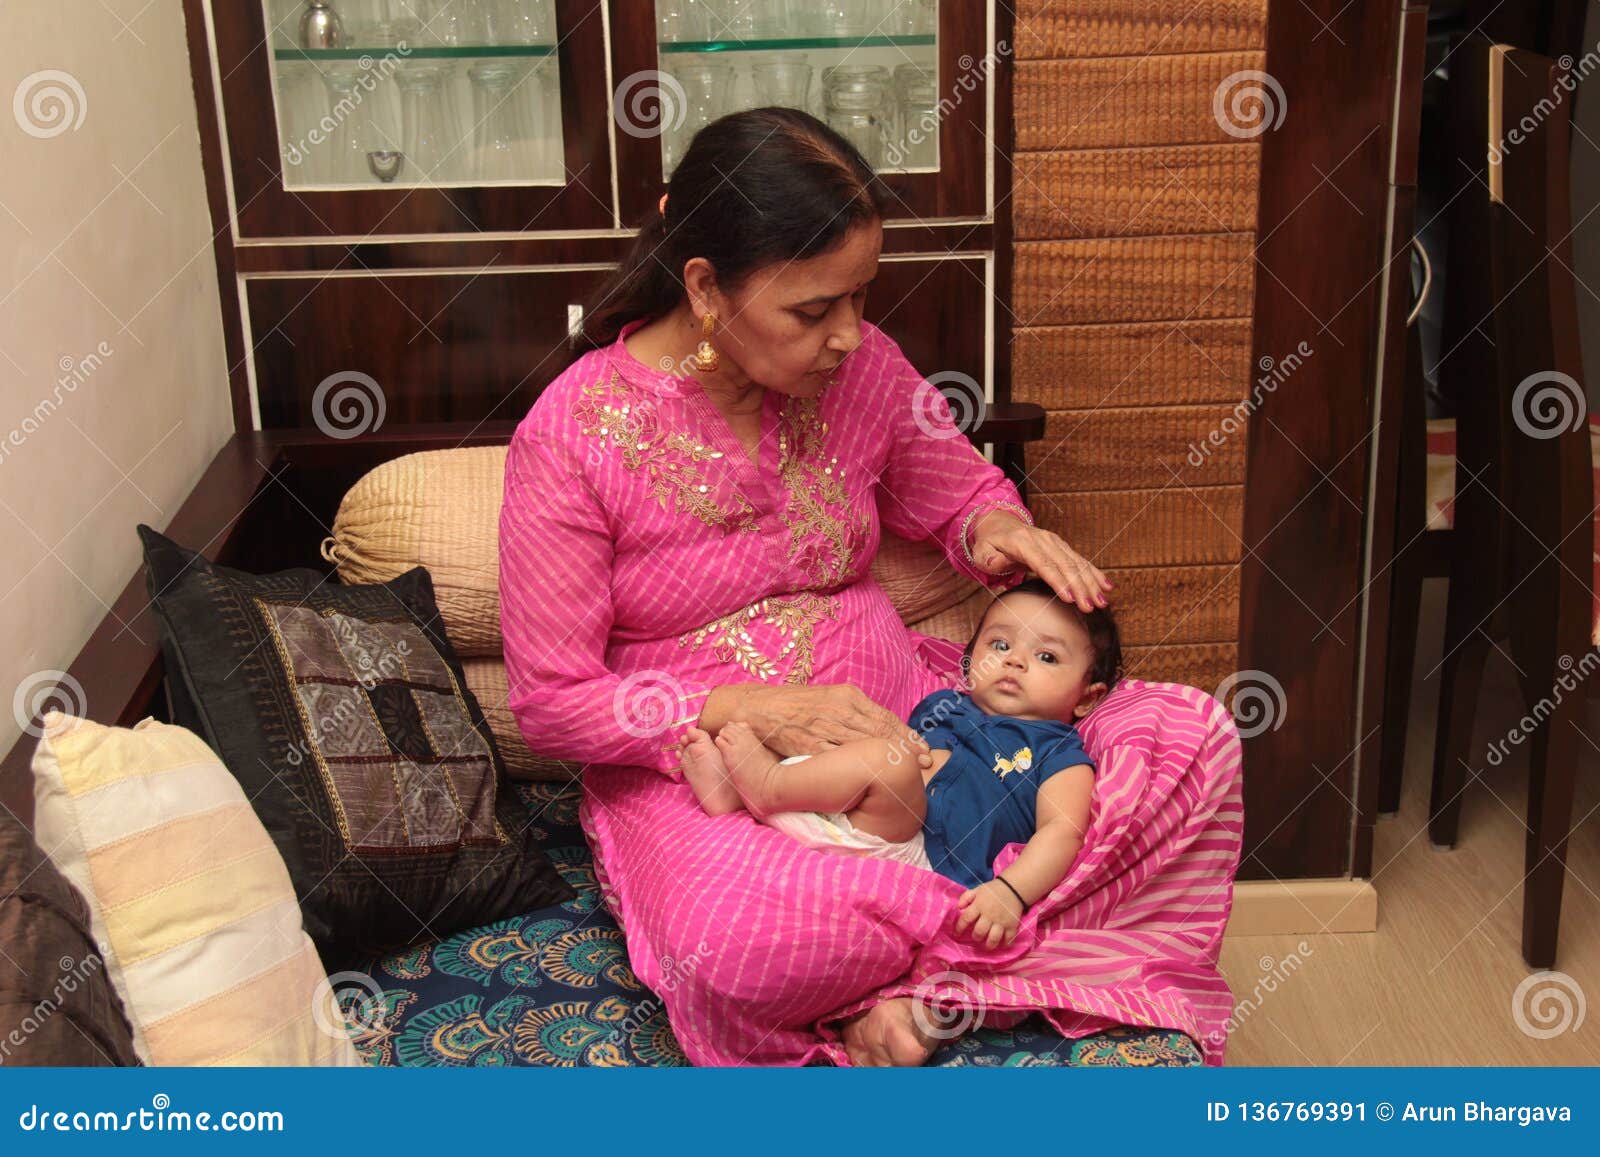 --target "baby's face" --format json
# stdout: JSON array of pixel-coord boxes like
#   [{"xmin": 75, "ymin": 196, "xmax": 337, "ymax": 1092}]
[{"xmin": 964, "ymin": 592, "xmax": 1104, "ymax": 723}]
